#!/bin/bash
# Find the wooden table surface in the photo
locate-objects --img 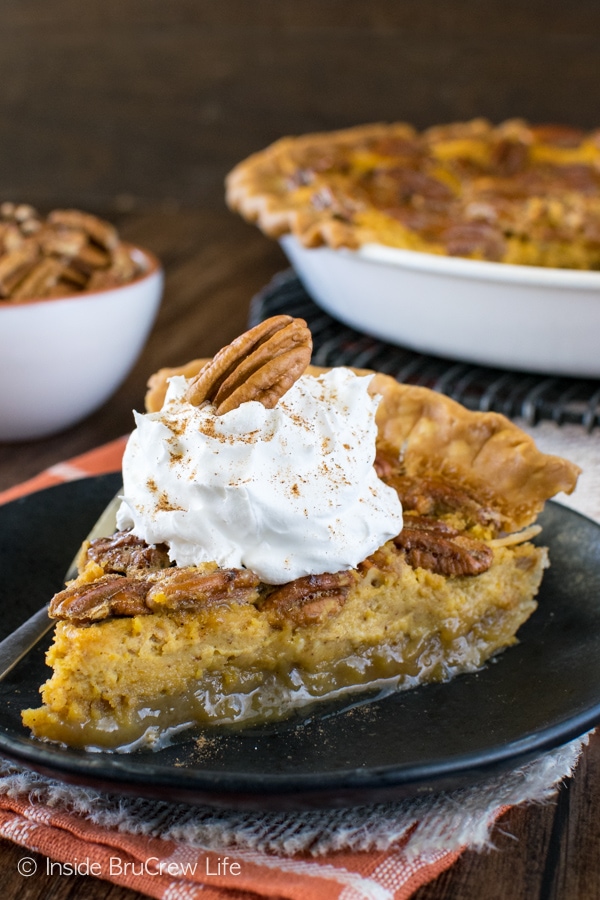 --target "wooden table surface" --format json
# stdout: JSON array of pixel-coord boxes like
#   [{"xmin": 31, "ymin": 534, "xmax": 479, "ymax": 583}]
[{"xmin": 0, "ymin": 207, "xmax": 598, "ymax": 900}]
